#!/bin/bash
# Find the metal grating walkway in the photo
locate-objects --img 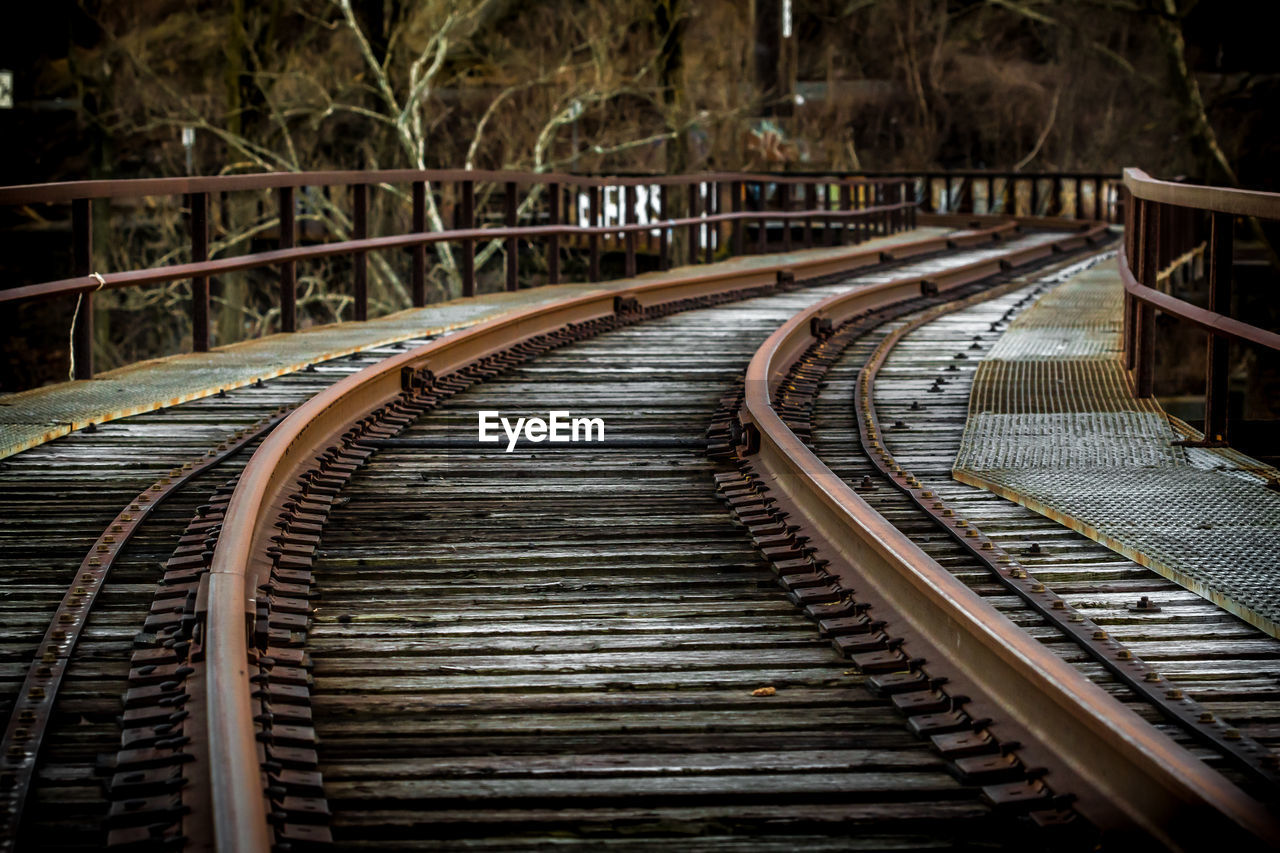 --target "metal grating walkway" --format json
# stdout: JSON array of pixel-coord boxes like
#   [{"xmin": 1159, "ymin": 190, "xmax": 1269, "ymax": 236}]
[{"xmin": 954, "ymin": 258, "xmax": 1280, "ymax": 637}]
